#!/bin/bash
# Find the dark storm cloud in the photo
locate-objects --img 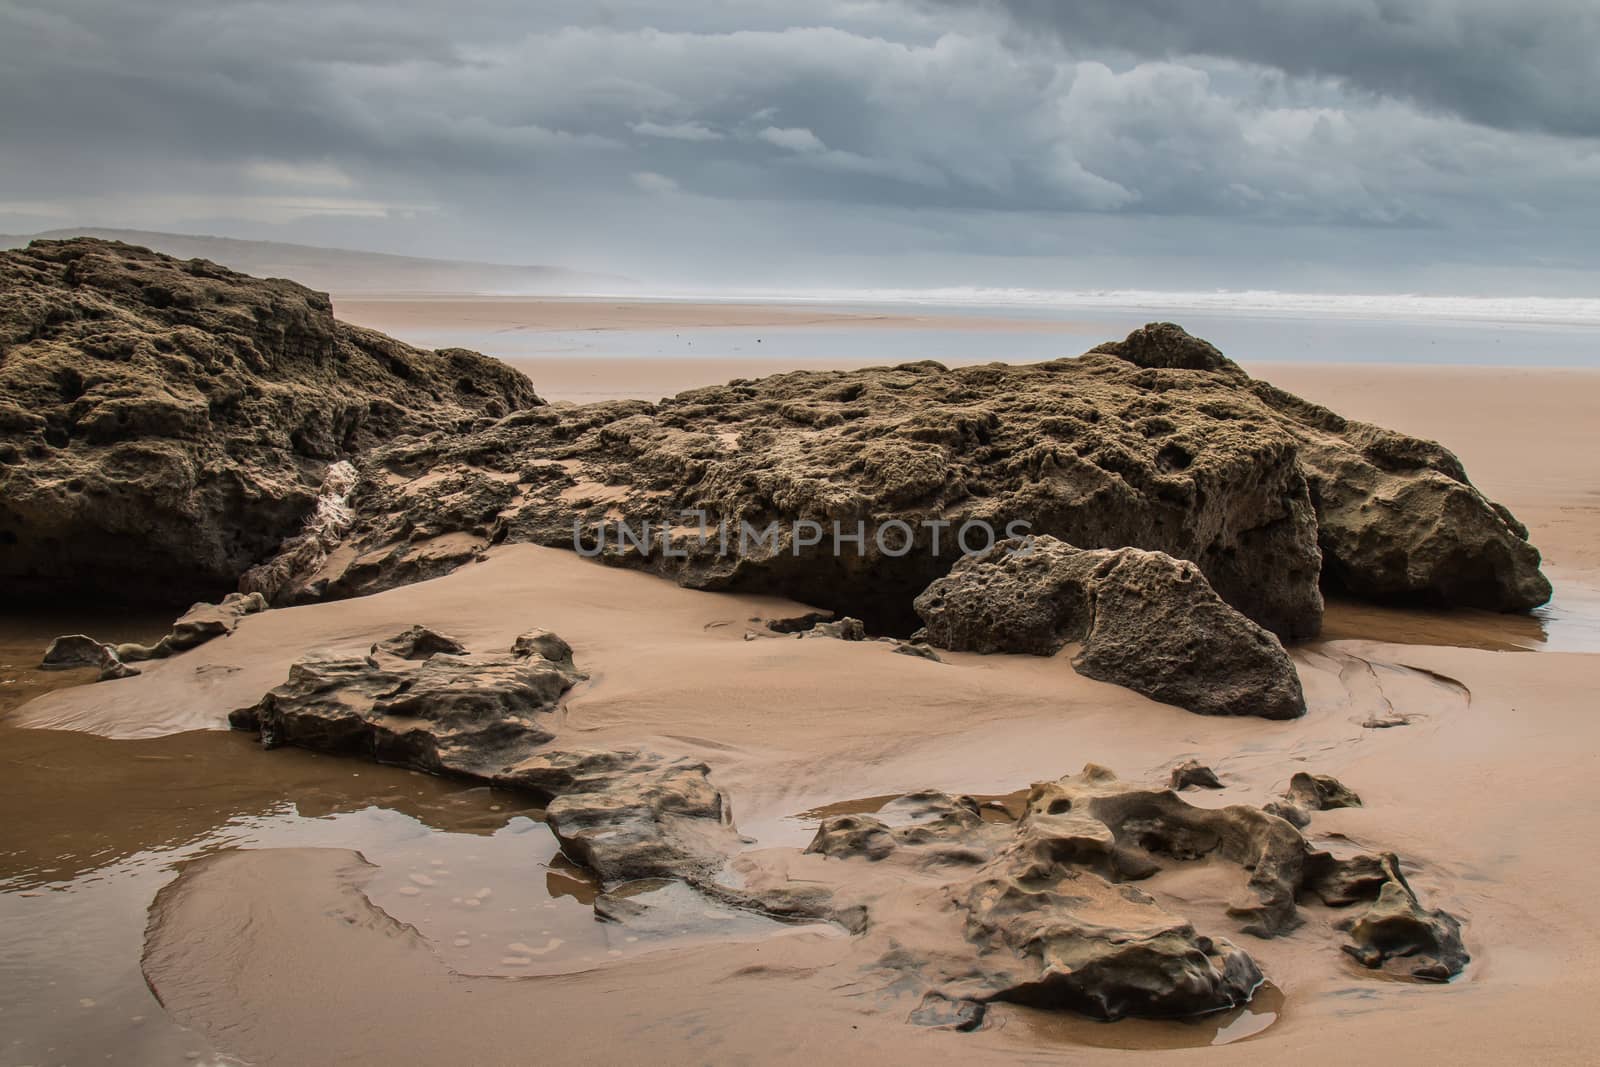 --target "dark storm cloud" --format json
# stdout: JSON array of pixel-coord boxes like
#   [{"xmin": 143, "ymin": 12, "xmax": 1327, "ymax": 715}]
[
  {"xmin": 967, "ymin": 0, "xmax": 1600, "ymax": 137},
  {"xmin": 1, "ymin": 0, "xmax": 1597, "ymax": 289}
]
